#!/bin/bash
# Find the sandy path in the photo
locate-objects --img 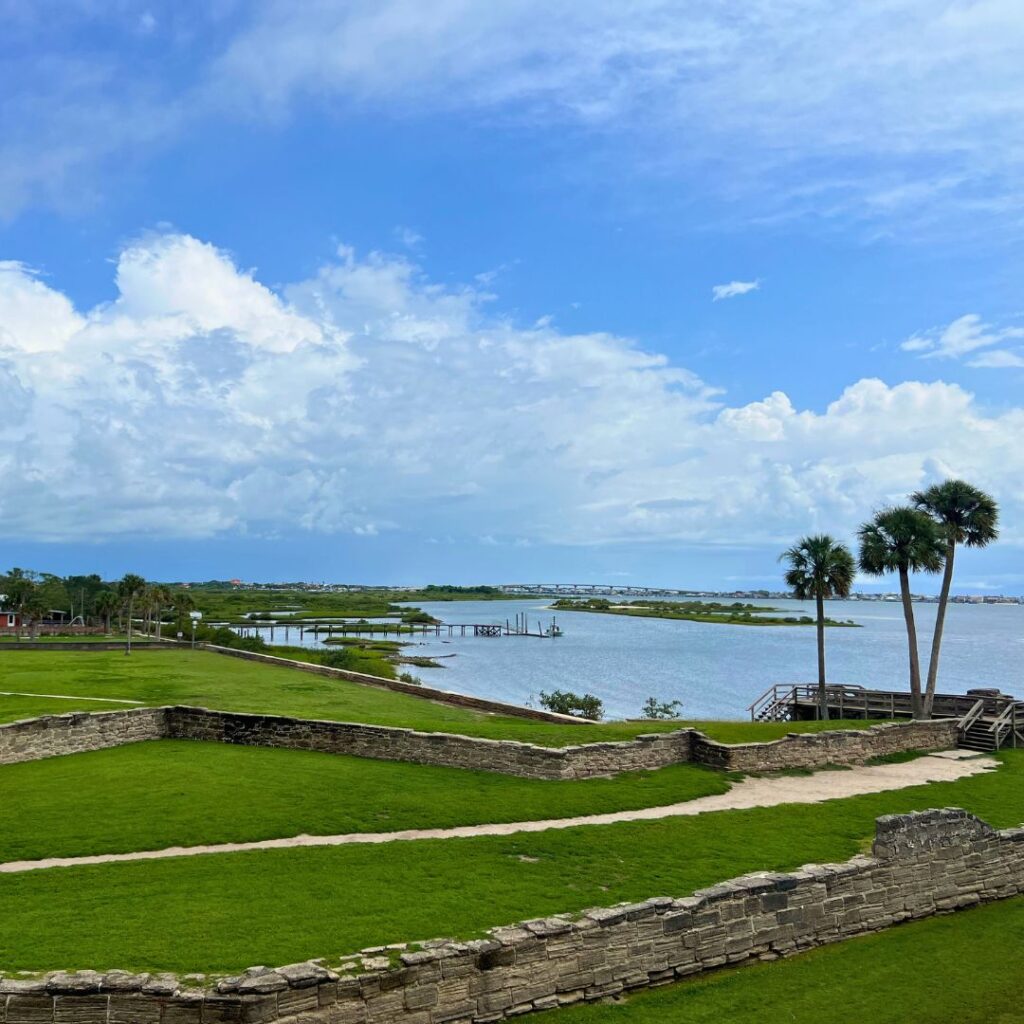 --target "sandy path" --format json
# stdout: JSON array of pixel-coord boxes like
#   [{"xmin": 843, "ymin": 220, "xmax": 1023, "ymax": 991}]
[{"xmin": 0, "ymin": 750, "xmax": 996, "ymax": 875}]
